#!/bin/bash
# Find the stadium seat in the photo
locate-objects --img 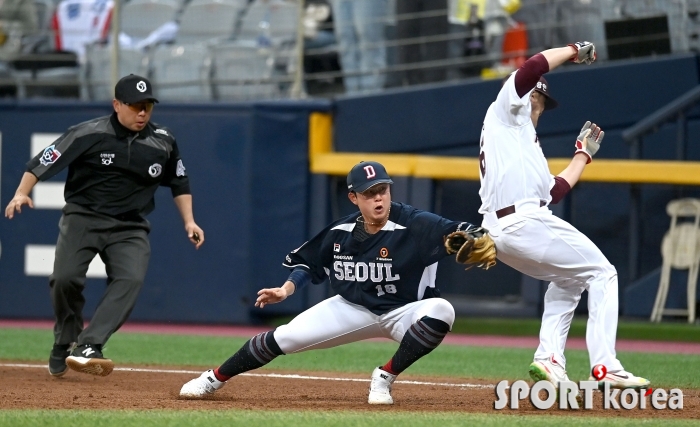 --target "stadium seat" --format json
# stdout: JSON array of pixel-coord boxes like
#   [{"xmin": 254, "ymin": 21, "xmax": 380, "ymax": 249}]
[
  {"xmin": 150, "ymin": 43, "xmax": 213, "ymax": 101},
  {"xmin": 232, "ymin": 0, "xmax": 300, "ymax": 87},
  {"xmin": 211, "ymin": 43, "xmax": 278, "ymax": 101},
  {"xmin": 236, "ymin": 0, "xmax": 269, "ymax": 43},
  {"xmin": 268, "ymin": 0, "xmax": 299, "ymax": 45},
  {"xmin": 121, "ymin": 0, "xmax": 180, "ymax": 40},
  {"xmin": 83, "ymin": 45, "xmax": 151, "ymax": 100},
  {"xmin": 176, "ymin": 0, "xmax": 247, "ymax": 44}
]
